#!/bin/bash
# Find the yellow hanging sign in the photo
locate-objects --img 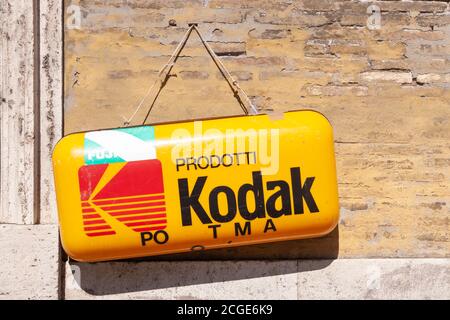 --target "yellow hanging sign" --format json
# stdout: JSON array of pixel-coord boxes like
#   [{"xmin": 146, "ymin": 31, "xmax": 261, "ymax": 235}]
[{"xmin": 53, "ymin": 110, "xmax": 339, "ymax": 262}]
